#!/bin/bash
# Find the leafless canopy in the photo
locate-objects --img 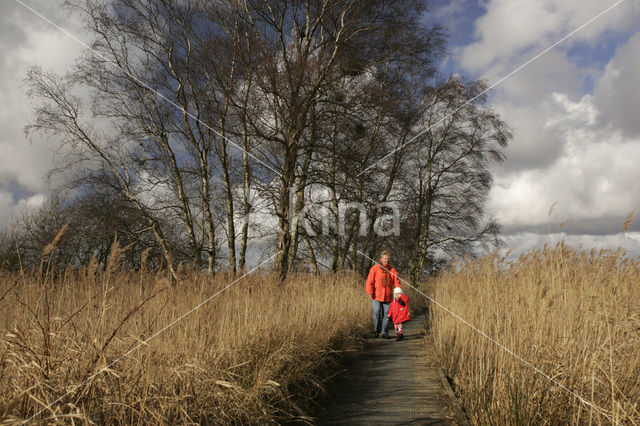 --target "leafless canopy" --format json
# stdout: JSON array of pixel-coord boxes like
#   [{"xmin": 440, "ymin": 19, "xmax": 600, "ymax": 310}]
[{"xmin": 18, "ymin": 0, "xmax": 510, "ymax": 281}]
